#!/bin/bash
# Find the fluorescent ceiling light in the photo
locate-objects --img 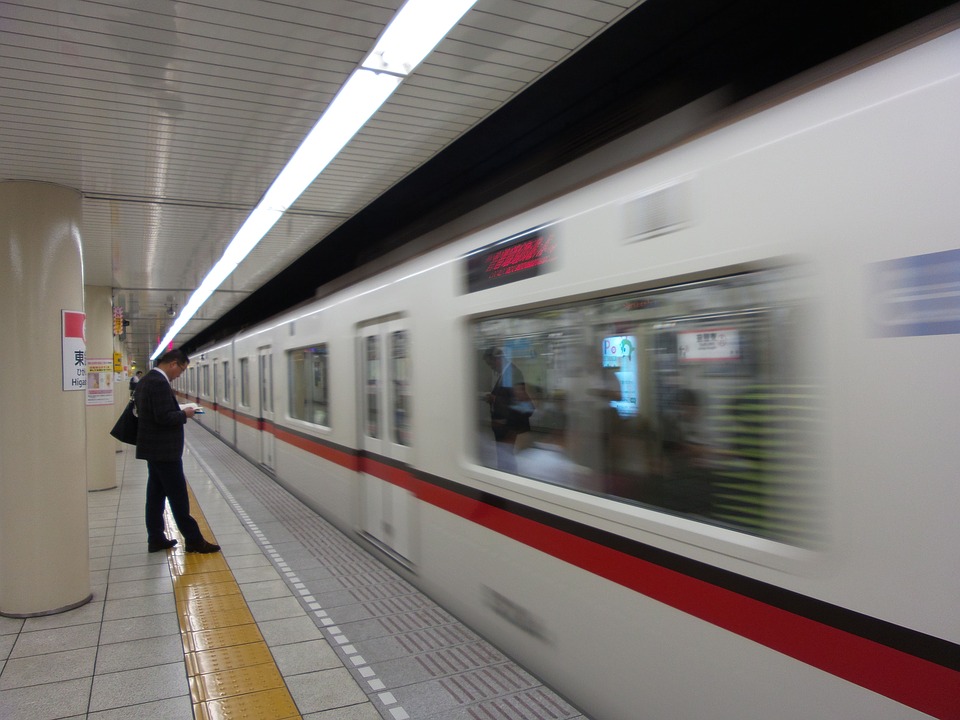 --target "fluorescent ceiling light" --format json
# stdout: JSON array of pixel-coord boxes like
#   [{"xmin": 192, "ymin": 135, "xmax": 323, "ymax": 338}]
[
  {"xmin": 151, "ymin": 0, "xmax": 478, "ymax": 360},
  {"xmin": 260, "ymin": 70, "xmax": 402, "ymax": 214},
  {"xmin": 221, "ymin": 206, "xmax": 285, "ymax": 266},
  {"xmin": 363, "ymin": 0, "xmax": 477, "ymax": 76}
]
